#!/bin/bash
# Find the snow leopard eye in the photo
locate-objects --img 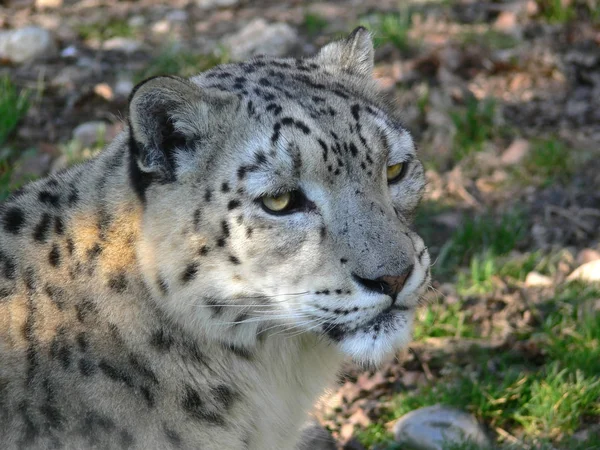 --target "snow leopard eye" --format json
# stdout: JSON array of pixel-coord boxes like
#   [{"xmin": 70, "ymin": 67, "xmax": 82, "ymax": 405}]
[
  {"xmin": 259, "ymin": 191, "xmax": 315, "ymax": 215},
  {"xmin": 386, "ymin": 162, "xmax": 407, "ymax": 184},
  {"xmin": 262, "ymin": 192, "xmax": 292, "ymax": 213}
]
